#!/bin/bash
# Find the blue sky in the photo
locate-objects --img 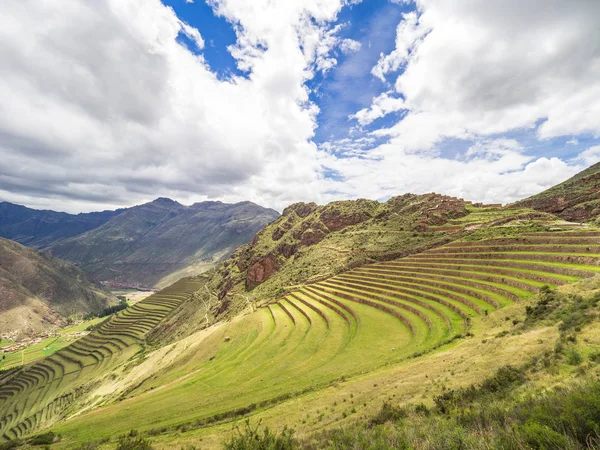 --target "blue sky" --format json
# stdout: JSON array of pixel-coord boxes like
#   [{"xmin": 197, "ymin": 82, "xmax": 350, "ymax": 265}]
[
  {"xmin": 163, "ymin": 0, "xmax": 599, "ymax": 165},
  {"xmin": 0, "ymin": 0, "xmax": 598, "ymax": 212},
  {"xmin": 163, "ymin": 0, "xmax": 414, "ymax": 145}
]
